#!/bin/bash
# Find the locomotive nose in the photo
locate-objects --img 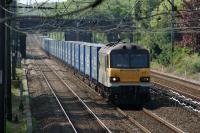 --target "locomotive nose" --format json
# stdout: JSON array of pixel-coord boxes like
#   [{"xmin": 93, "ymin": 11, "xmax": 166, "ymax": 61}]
[{"xmin": 108, "ymin": 68, "xmax": 150, "ymax": 83}]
